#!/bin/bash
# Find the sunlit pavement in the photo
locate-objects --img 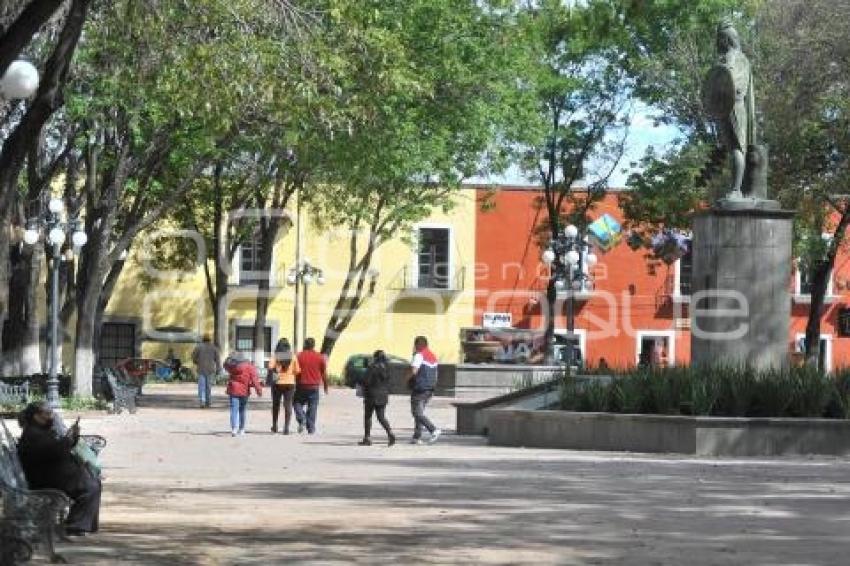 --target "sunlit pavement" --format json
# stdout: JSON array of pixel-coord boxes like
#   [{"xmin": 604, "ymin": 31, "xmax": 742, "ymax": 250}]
[{"xmin": 34, "ymin": 383, "xmax": 850, "ymax": 565}]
